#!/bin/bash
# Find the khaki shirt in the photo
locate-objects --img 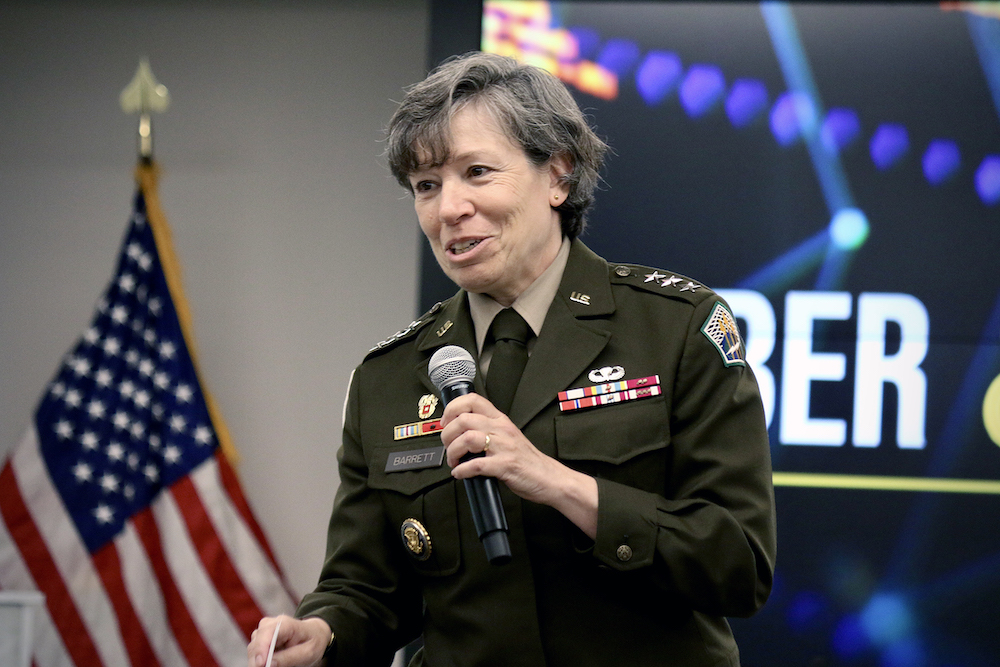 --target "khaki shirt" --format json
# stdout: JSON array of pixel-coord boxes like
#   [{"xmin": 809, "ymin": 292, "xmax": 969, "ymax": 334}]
[{"xmin": 468, "ymin": 235, "xmax": 570, "ymax": 374}]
